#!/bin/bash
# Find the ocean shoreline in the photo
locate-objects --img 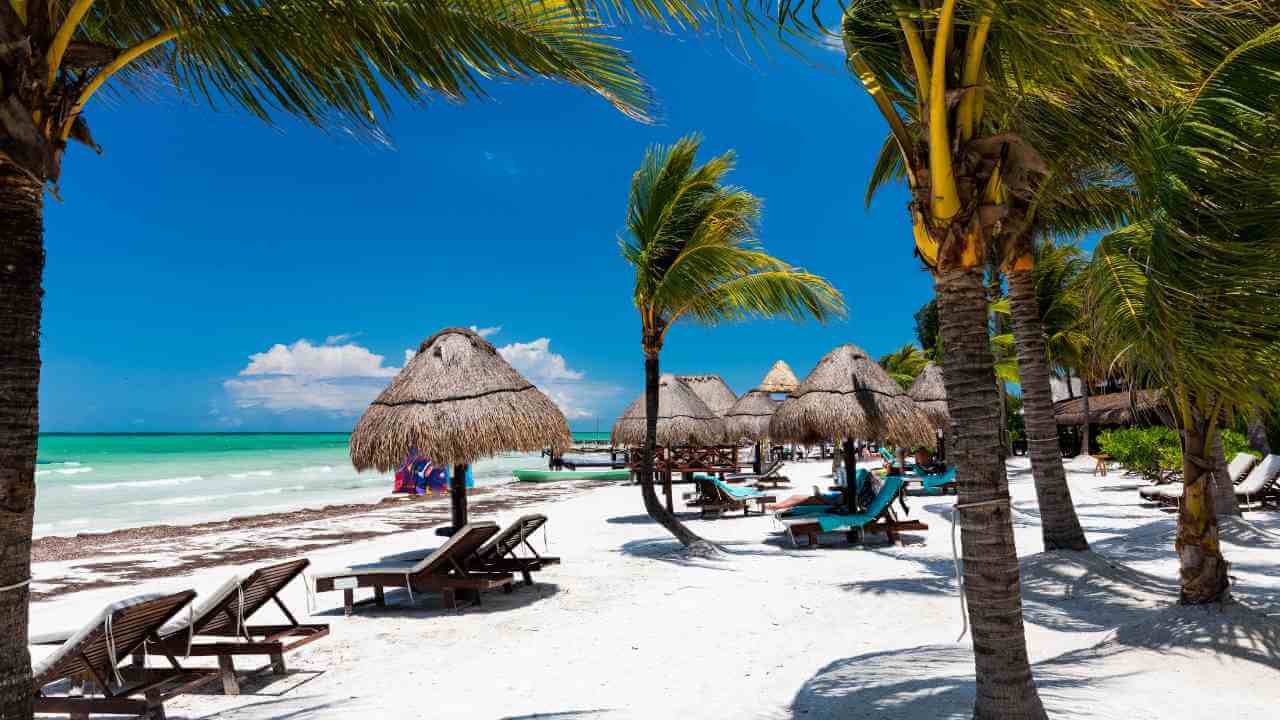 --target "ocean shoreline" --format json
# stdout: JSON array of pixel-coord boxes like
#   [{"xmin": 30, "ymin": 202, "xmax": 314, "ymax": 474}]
[{"xmin": 30, "ymin": 476, "xmax": 612, "ymax": 600}]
